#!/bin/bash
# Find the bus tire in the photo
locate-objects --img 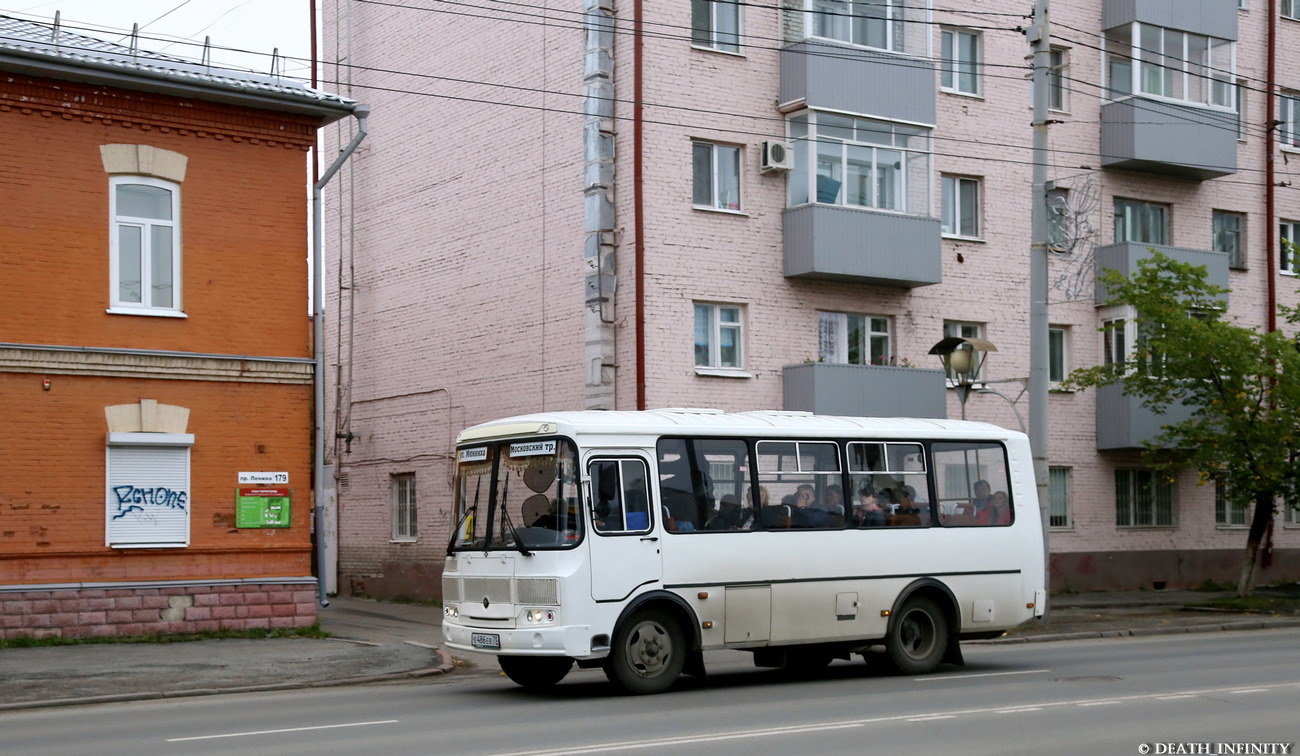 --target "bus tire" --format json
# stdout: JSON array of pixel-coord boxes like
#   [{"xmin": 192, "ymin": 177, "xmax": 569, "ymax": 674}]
[
  {"xmin": 604, "ymin": 608, "xmax": 685, "ymax": 695},
  {"xmin": 498, "ymin": 655, "xmax": 574, "ymax": 690},
  {"xmin": 884, "ymin": 596, "xmax": 948, "ymax": 675}
]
